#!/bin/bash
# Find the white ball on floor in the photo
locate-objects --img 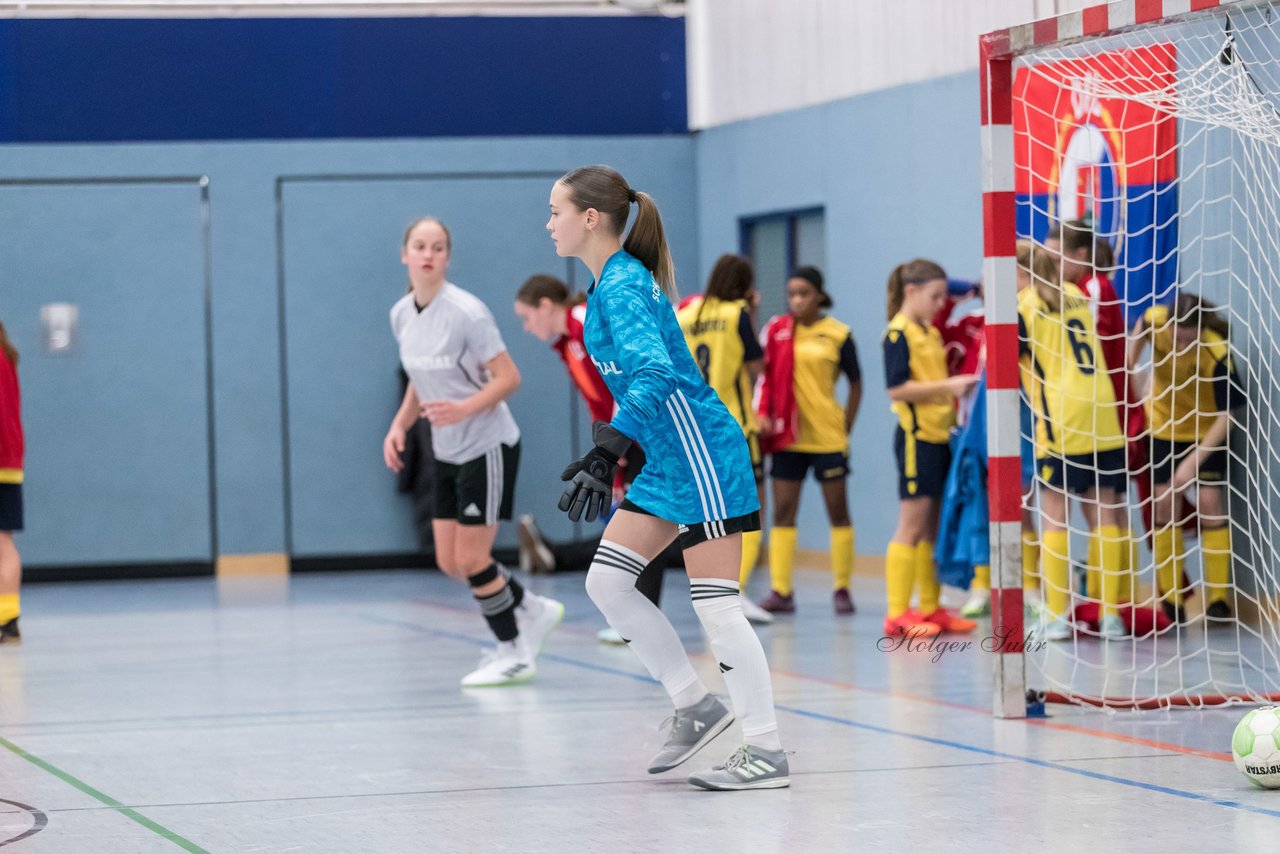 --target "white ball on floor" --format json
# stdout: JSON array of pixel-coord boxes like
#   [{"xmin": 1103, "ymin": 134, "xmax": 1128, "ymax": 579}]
[{"xmin": 1232, "ymin": 706, "xmax": 1280, "ymax": 789}]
